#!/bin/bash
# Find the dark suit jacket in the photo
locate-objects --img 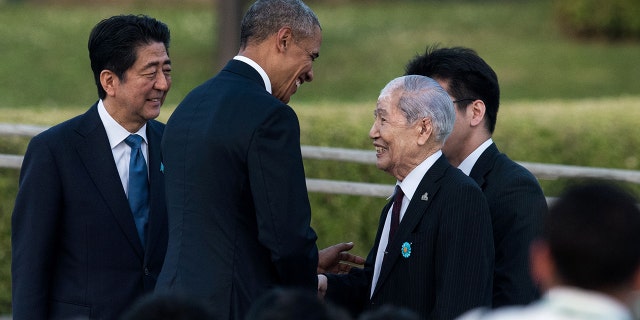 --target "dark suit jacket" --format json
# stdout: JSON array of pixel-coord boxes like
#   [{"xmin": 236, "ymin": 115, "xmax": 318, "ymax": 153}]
[
  {"xmin": 469, "ymin": 143, "xmax": 547, "ymax": 307},
  {"xmin": 156, "ymin": 59, "xmax": 319, "ymax": 320},
  {"xmin": 326, "ymin": 155, "xmax": 494, "ymax": 320},
  {"xmin": 11, "ymin": 104, "xmax": 168, "ymax": 320}
]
